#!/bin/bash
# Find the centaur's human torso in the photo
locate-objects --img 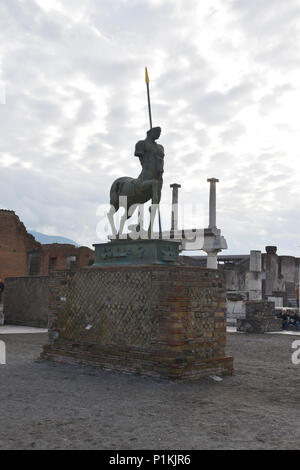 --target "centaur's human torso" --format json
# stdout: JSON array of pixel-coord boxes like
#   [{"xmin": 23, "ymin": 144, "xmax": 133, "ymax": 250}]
[
  {"xmin": 134, "ymin": 132, "xmax": 164, "ymax": 196},
  {"xmin": 109, "ymin": 127, "xmax": 164, "ymax": 207}
]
